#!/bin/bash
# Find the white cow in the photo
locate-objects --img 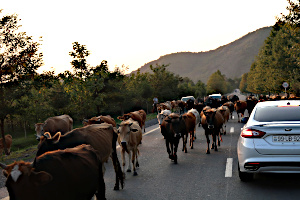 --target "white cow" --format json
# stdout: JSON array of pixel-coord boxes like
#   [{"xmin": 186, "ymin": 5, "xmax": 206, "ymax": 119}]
[
  {"xmin": 157, "ymin": 109, "xmax": 172, "ymax": 126},
  {"xmin": 187, "ymin": 109, "xmax": 200, "ymax": 139}
]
